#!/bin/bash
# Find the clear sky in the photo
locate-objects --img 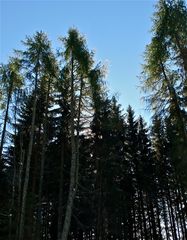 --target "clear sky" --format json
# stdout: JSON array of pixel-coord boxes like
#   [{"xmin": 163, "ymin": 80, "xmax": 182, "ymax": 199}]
[{"xmin": 0, "ymin": 0, "xmax": 157, "ymax": 122}]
